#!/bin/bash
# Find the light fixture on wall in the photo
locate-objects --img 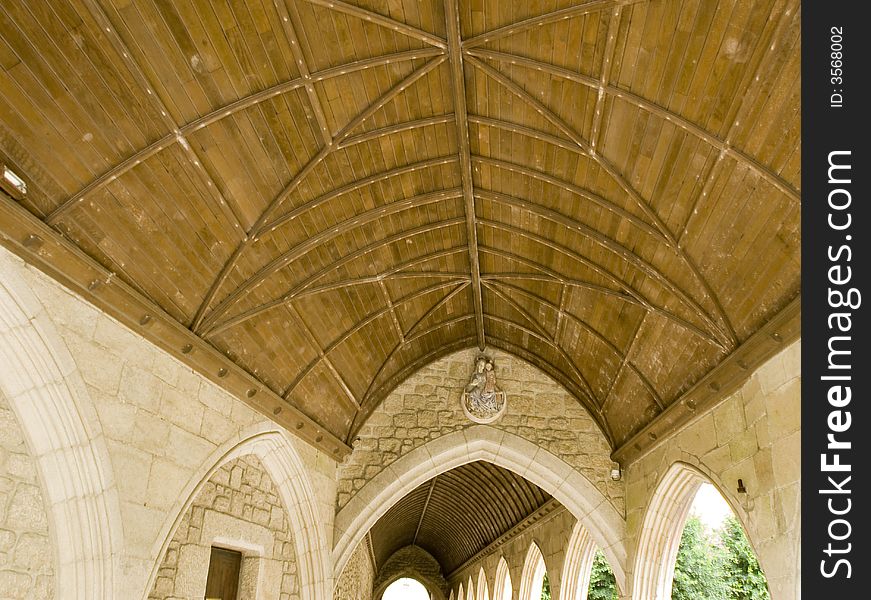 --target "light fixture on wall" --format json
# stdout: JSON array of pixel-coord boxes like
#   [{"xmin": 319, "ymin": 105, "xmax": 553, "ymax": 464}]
[
  {"xmin": 610, "ymin": 462, "xmax": 622, "ymax": 481},
  {"xmin": 1, "ymin": 165, "xmax": 26, "ymax": 198}
]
